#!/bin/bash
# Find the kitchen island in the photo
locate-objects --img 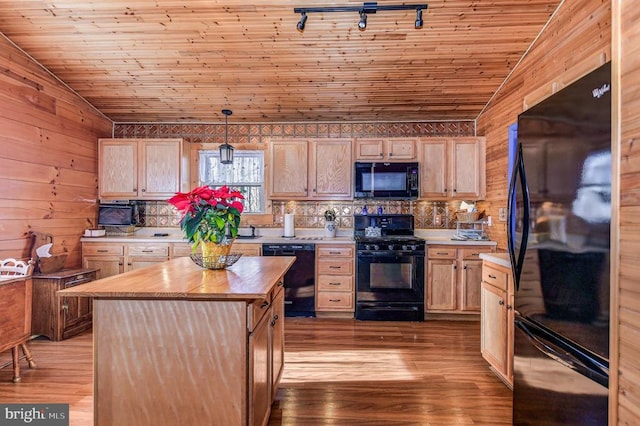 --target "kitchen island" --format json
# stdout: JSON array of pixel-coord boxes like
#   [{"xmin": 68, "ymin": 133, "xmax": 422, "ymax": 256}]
[{"xmin": 58, "ymin": 255, "xmax": 295, "ymax": 426}]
